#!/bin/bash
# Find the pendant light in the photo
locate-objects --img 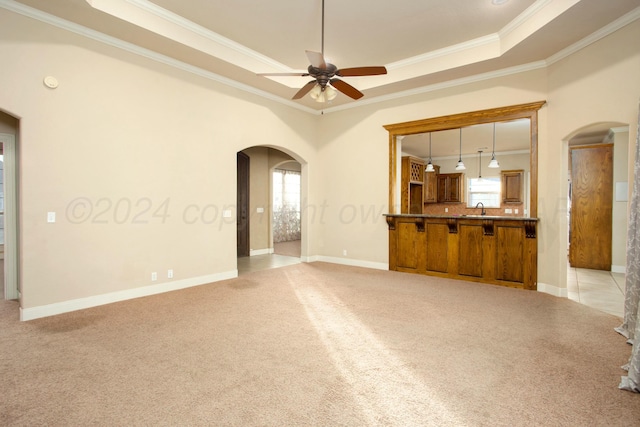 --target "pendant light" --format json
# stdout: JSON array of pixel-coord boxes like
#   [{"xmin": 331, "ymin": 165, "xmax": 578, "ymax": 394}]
[
  {"xmin": 425, "ymin": 133, "xmax": 435, "ymax": 172},
  {"xmin": 488, "ymin": 122, "xmax": 500, "ymax": 168},
  {"xmin": 455, "ymin": 128, "xmax": 466, "ymax": 170},
  {"xmin": 477, "ymin": 150, "xmax": 483, "ymax": 181}
]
